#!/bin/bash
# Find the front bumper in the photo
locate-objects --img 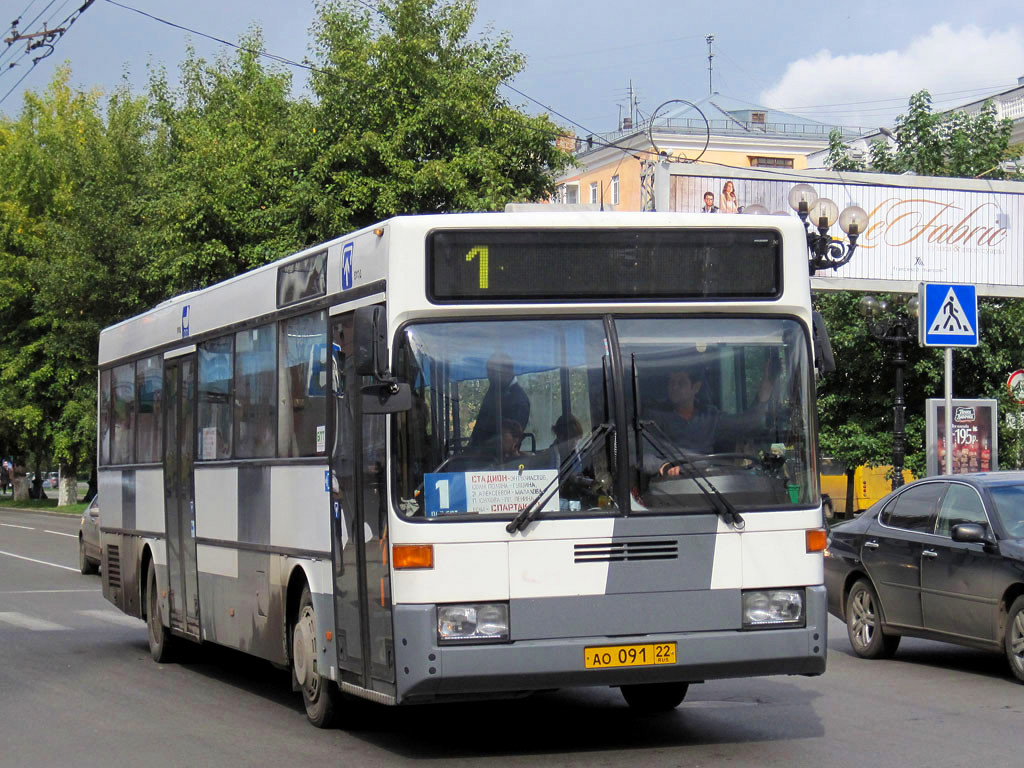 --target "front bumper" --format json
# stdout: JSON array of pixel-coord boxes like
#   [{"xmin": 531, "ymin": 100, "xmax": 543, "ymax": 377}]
[{"xmin": 393, "ymin": 585, "xmax": 827, "ymax": 703}]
